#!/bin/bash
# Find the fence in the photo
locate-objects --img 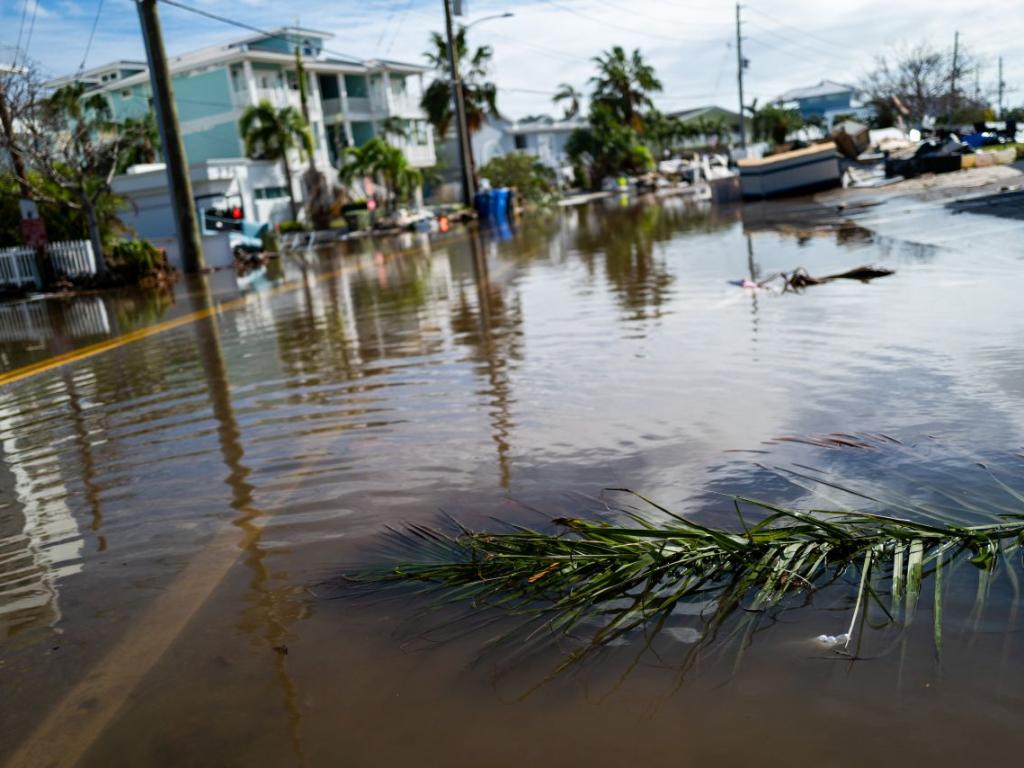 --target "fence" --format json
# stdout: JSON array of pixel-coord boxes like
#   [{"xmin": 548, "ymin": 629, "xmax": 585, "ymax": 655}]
[{"xmin": 0, "ymin": 240, "xmax": 97, "ymax": 288}]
